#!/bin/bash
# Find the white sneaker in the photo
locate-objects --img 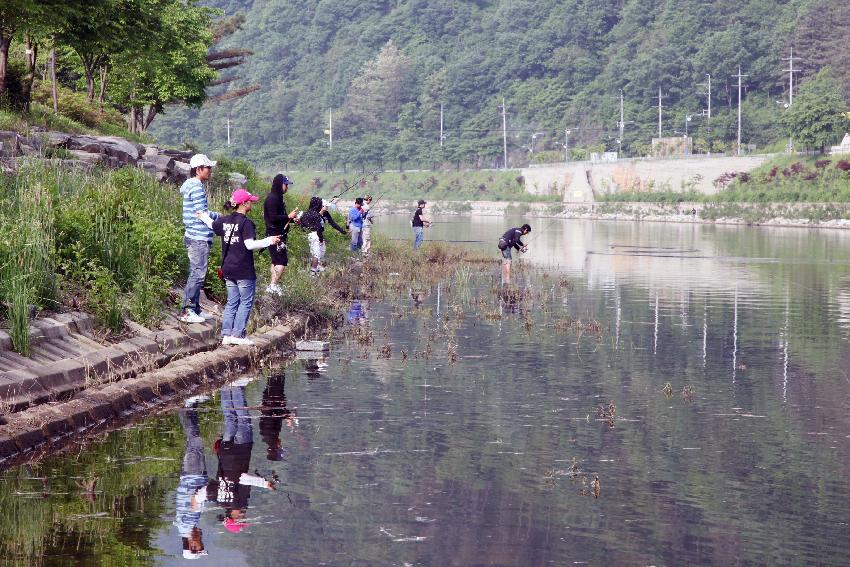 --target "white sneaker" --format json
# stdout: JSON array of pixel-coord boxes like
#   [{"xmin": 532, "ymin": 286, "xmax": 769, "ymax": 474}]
[
  {"xmin": 179, "ymin": 312, "xmax": 205, "ymax": 324},
  {"xmin": 265, "ymin": 284, "xmax": 283, "ymax": 296},
  {"xmin": 184, "ymin": 394, "xmax": 210, "ymax": 407},
  {"xmin": 221, "ymin": 336, "xmax": 235, "ymax": 345},
  {"xmin": 317, "ymin": 265, "xmax": 326, "ymax": 272},
  {"xmin": 229, "ymin": 375, "xmax": 255, "ymax": 388},
  {"xmin": 198, "ymin": 310, "xmax": 216, "ymax": 319},
  {"xmin": 229, "ymin": 336, "xmax": 255, "ymax": 346}
]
